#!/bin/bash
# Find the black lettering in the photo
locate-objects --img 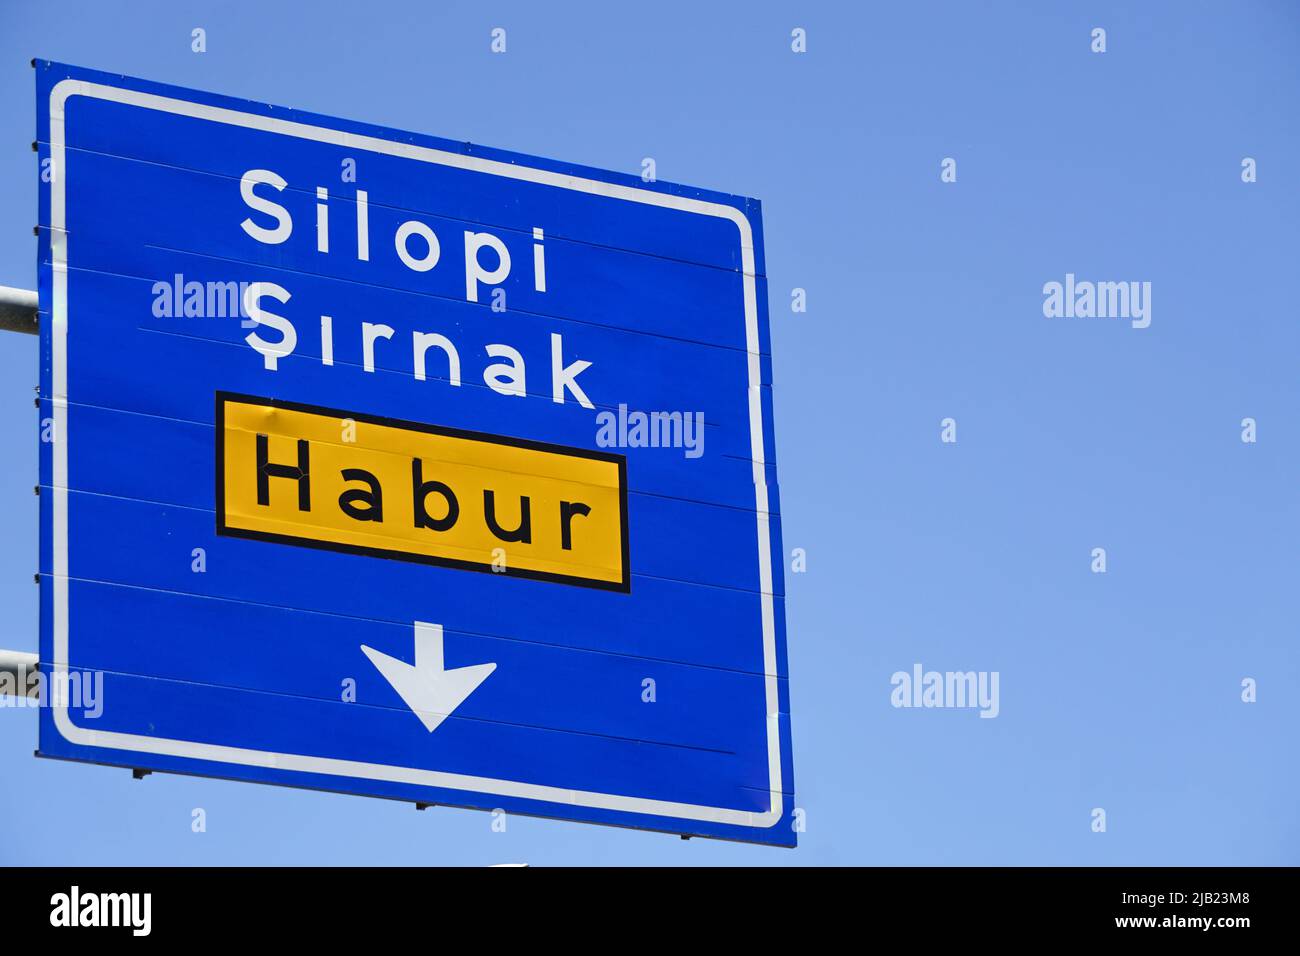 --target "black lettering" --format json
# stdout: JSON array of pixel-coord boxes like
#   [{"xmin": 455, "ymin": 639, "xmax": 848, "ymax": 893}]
[
  {"xmin": 483, "ymin": 490, "xmax": 532, "ymax": 544},
  {"xmin": 338, "ymin": 468, "xmax": 383, "ymax": 522},
  {"xmin": 411, "ymin": 458, "xmax": 459, "ymax": 532},
  {"xmin": 256, "ymin": 434, "xmax": 310, "ymax": 511},
  {"xmin": 559, "ymin": 500, "xmax": 591, "ymax": 551}
]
